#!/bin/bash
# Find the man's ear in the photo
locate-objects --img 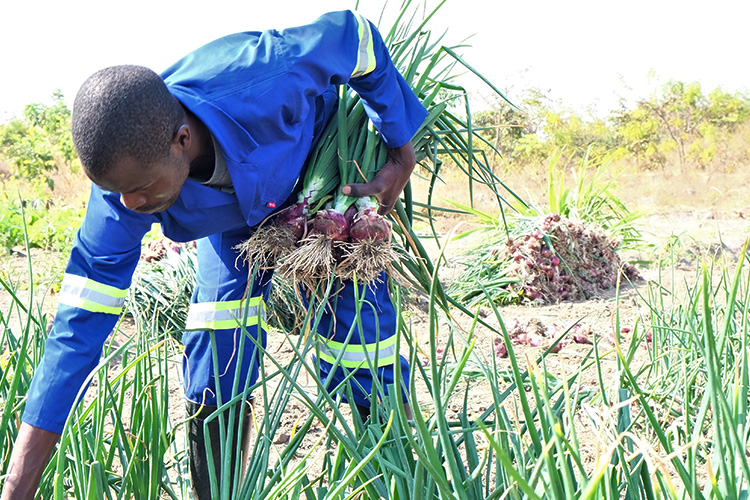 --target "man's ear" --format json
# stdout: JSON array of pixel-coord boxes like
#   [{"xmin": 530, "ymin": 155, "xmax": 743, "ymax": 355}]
[{"xmin": 173, "ymin": 124, "xmax": 191, "ymax": 151}]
